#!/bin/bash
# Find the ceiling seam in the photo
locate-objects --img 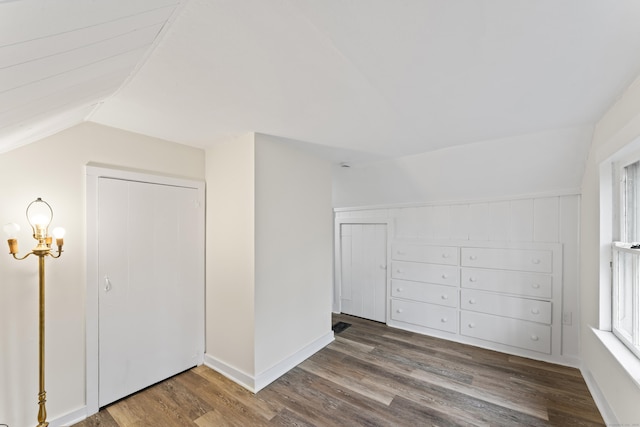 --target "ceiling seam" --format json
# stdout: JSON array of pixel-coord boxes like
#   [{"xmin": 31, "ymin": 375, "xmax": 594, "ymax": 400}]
[{"xmin": 84, "ymin": 0, "xmax": 190, "ymax": 123}]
